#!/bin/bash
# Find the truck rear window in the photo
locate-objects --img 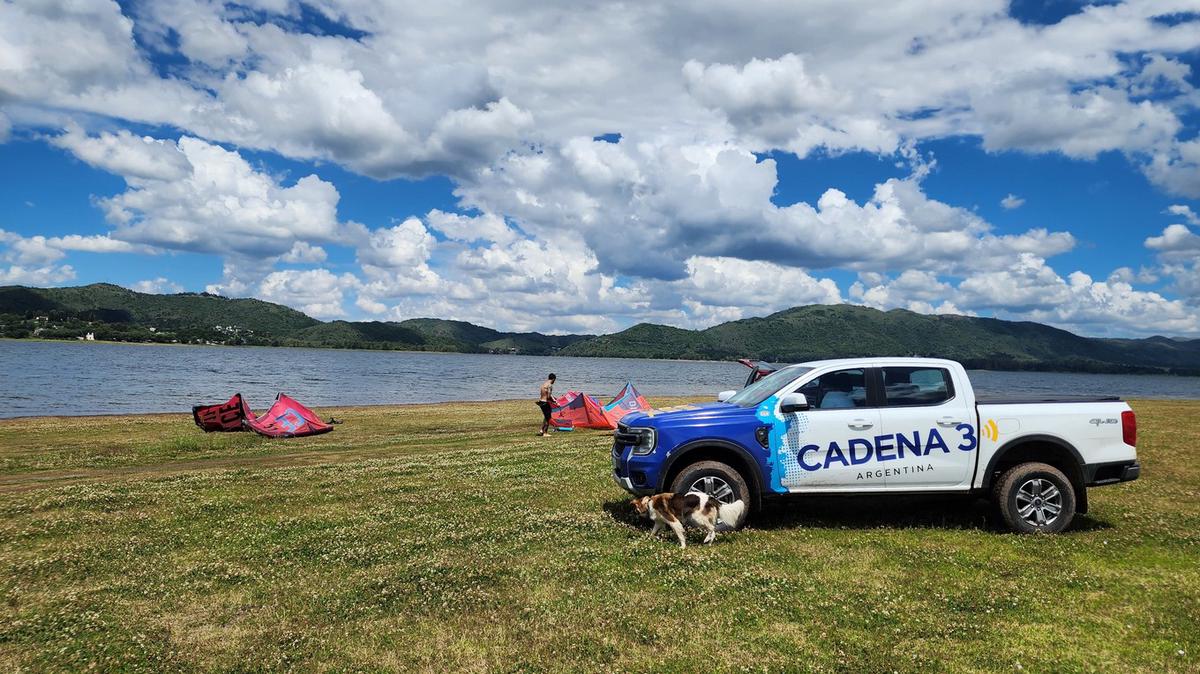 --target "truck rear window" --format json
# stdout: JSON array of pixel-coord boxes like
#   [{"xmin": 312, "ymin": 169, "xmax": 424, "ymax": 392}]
[{"xmin": 881, "ymin": 366, "xmax": 953, "ymax": 406}]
